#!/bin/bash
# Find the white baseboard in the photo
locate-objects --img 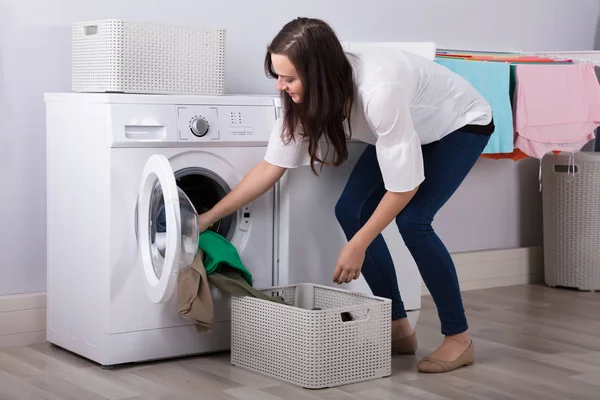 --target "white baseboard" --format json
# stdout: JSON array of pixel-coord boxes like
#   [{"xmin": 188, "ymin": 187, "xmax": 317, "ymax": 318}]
[
  {"xmin": 0, "ymin": 246, "xmax": 543, "ymax": 349},
  {"xmin": 421, "ymin": 246, "xmax": 544, "ymax": 296},
  {"xmin": 0, "ymin": 292, "xmax": 46, "ymax": 349}
]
